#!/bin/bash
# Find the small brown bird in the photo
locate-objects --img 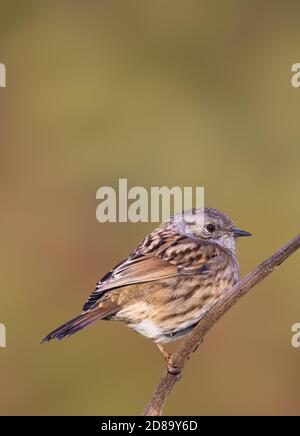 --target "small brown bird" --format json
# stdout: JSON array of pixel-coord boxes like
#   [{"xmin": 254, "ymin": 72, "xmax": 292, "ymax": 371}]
[{"xmin": 42, "ymin": 208, "xmax": 251, "ymax": 372}]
